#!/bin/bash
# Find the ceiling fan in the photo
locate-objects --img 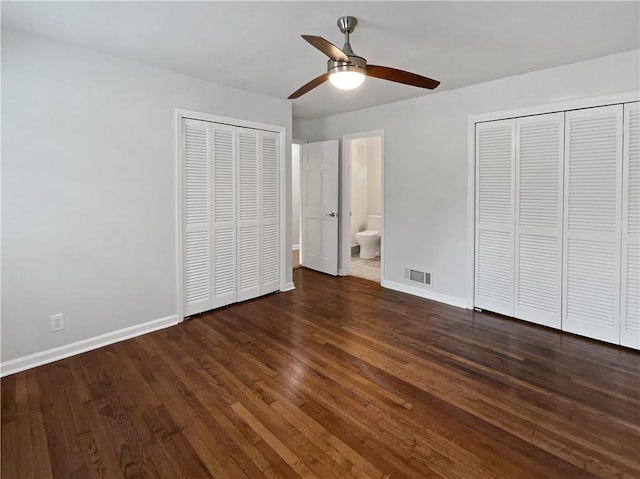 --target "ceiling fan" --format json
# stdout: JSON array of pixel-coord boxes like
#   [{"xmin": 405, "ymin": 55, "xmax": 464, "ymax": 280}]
[{"xmin": 288, "ymin": 16, "xmax": 440, "ymax": 99}]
